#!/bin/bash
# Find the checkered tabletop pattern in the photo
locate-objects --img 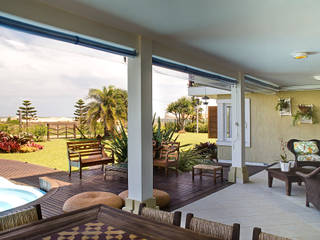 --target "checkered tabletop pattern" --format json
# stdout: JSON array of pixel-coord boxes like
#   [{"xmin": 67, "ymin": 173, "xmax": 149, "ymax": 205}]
[{"xmin": 42, "ymin": 220, "xmax": 147, "ymax": 240}]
